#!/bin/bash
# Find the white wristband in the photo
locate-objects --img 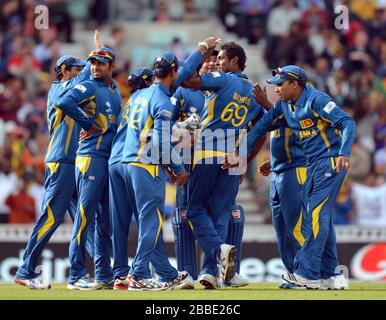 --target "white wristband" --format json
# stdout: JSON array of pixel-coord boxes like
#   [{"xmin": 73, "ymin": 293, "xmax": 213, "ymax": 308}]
[{"xmin": 198, "ymin": 41, "xmax": 209, "ymax": 51}]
